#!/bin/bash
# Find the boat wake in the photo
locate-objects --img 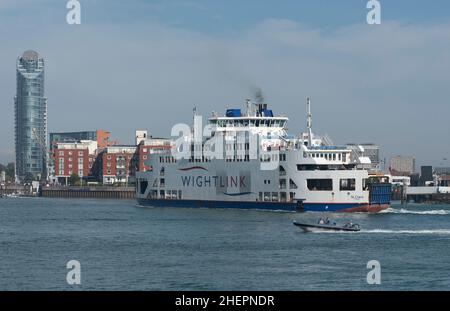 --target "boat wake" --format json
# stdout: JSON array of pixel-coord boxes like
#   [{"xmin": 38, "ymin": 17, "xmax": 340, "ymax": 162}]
[
  {"xmin": 308, "ymin": 229, "xmax": 450, "ymax": 234},
  {"xmin": 361, "ymin": 229, "xmax": 450, "ymax": 235},
  {"xmin": 380, "ymin": 208, "xmax": 450, "ymax": 216}
]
